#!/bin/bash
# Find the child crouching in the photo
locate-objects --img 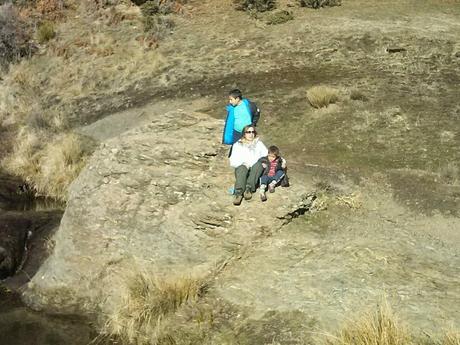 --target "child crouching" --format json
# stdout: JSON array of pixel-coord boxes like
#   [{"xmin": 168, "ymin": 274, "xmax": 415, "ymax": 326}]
[{"xmin": 258, "ymin": 145, "xmax": 287, "ymax": 202}]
